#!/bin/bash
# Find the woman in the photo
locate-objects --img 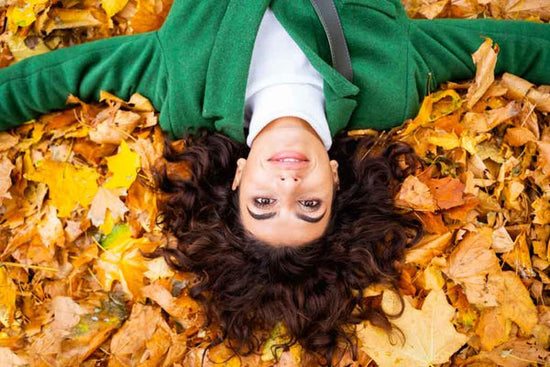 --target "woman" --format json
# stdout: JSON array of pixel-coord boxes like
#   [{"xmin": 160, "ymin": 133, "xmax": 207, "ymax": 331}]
[{"xmin": 0, "ymin": 0, "xmax": 549, "ymax": 364}]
